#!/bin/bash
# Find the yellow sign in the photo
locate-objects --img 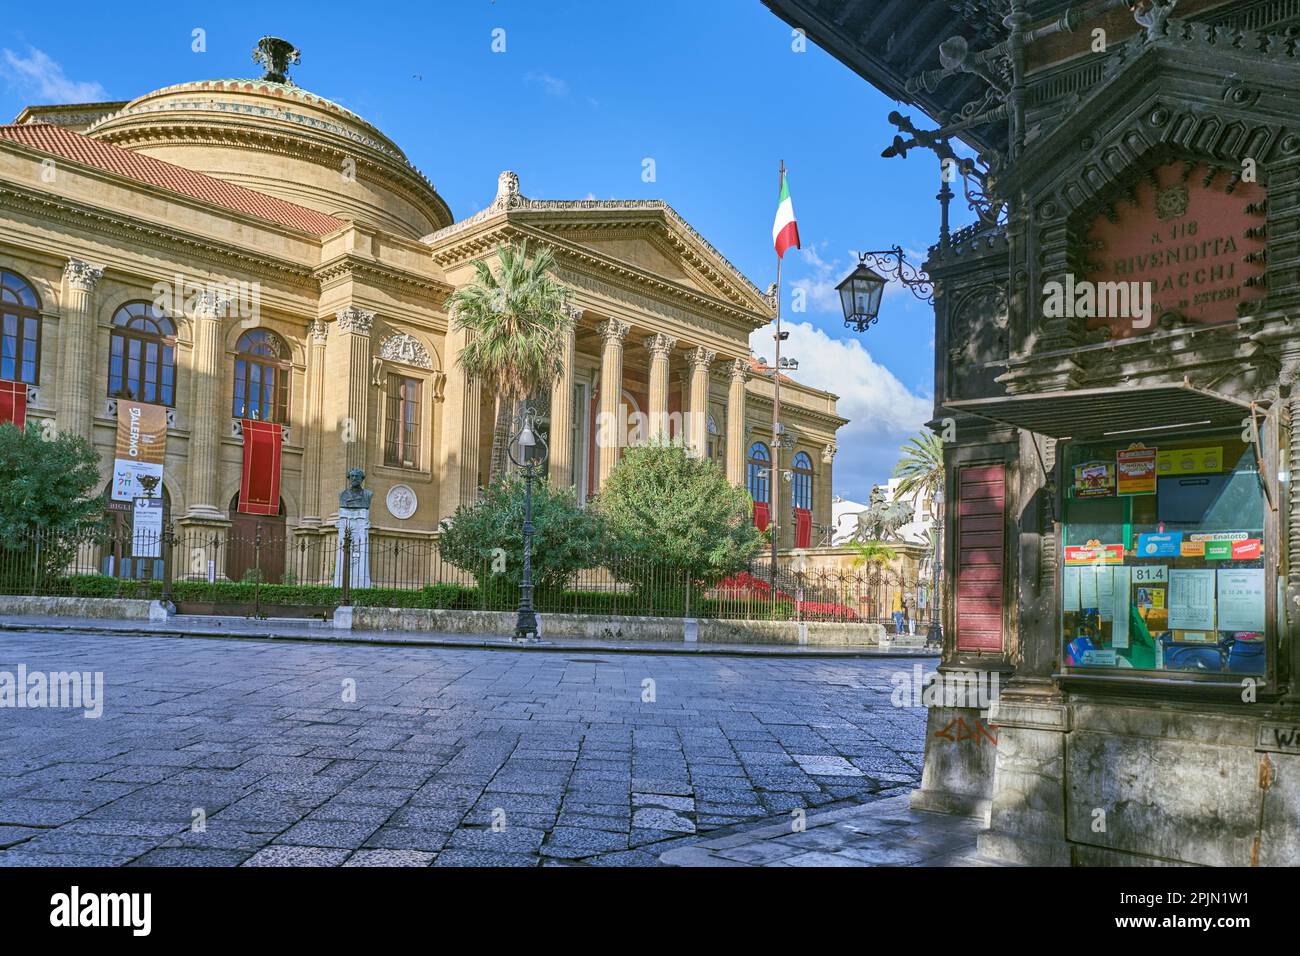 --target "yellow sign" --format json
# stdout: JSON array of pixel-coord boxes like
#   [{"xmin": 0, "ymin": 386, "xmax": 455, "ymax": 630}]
[{"xmin": 1155, "ymin": 446, "xmax": 1222, "ymax": 476}]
